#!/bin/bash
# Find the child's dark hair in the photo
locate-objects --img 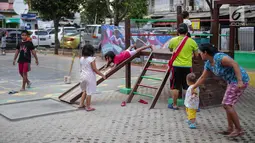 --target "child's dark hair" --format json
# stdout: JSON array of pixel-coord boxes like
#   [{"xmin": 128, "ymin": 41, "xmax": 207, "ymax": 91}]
[
  {"xmin": 187, "ymin": 73, "xmax": 197, "ymax": 83},
  {"xmin": 199, "ymin": 43, "xmax": 219, "ymax": 56},
  {"xmin": 104, "ymin": 51, "xmax": 115, "ymax": 60},
  {"xmin": 21, "ymin": 30, "xmax": 29, "ymax": 35},
  {"xmin": 82, "ymin": 44, "xmax": 95, "ymax": 56},
  {"xmin": 182, "ymin": 11, "xmax": 189, "ymax": 19}
]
